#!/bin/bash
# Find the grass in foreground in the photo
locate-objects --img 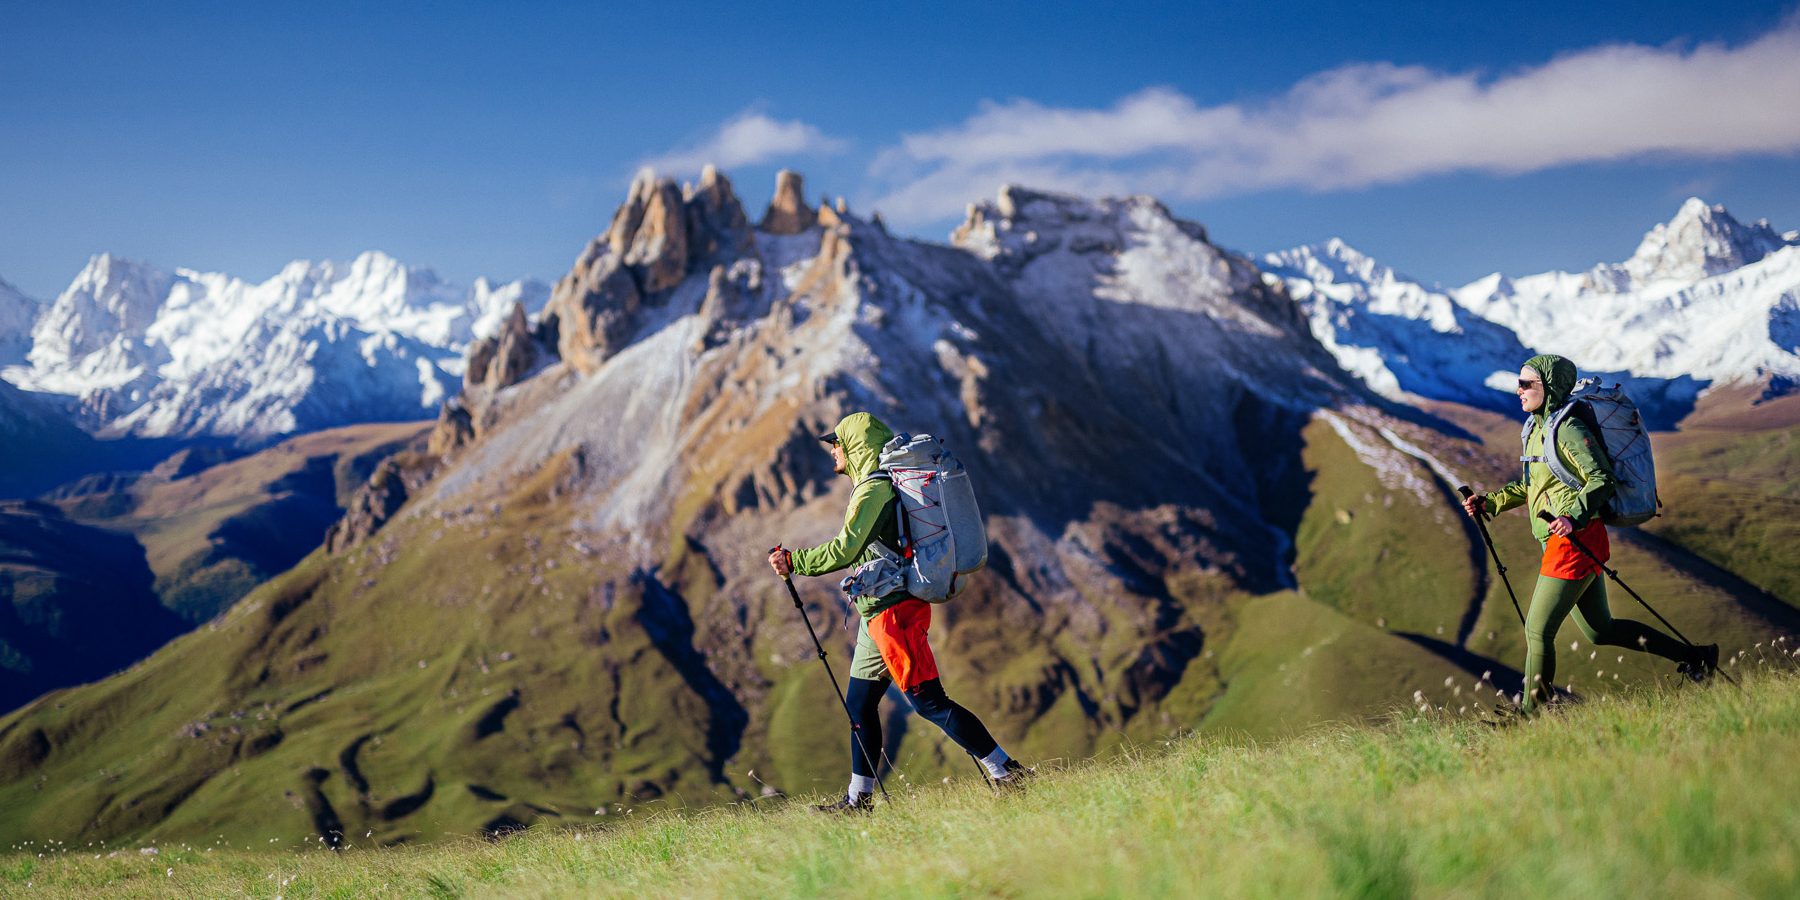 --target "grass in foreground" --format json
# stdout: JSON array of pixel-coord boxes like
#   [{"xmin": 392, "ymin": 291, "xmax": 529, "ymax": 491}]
[{"xmin": 9, "ymin": 657, "xmax": 1800, "ymax": 898}]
